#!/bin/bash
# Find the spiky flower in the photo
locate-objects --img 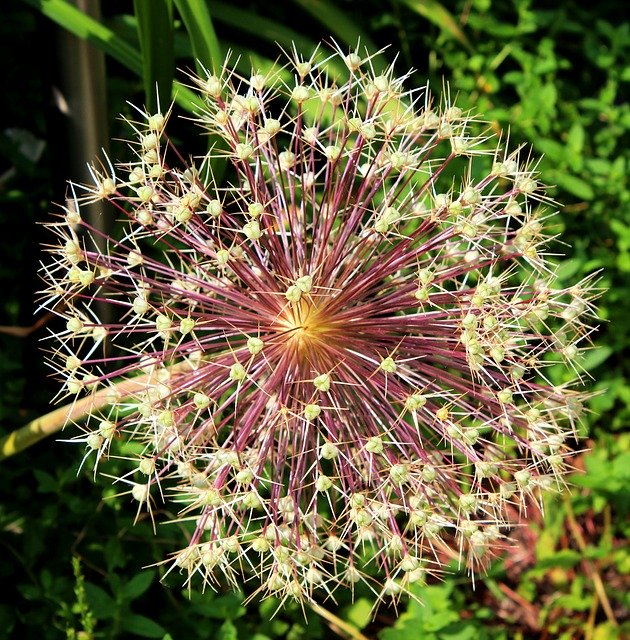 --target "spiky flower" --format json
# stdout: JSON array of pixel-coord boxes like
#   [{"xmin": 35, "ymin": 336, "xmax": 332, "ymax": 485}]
[{"xmin": 40, "ymin": 43, "xmax": 598, "ymax": 606}]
